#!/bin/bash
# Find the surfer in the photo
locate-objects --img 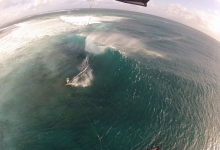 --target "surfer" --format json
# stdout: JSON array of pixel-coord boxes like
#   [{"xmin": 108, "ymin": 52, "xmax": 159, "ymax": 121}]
[{"xmin": 66, "ymin": 78, "xmax": 70, "ymax": 85}]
